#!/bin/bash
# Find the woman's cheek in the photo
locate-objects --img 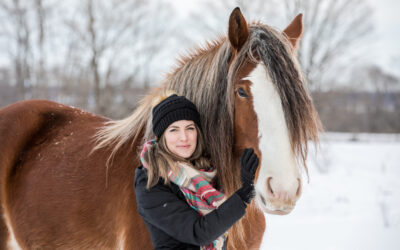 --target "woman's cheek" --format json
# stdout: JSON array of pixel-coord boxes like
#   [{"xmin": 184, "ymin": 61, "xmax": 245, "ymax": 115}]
[{"xmin": 192, "ymin": 130, "xmax": 197, "ymax": 143}]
